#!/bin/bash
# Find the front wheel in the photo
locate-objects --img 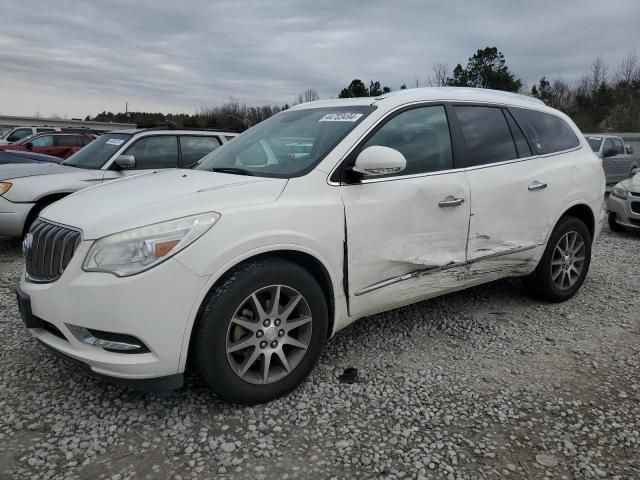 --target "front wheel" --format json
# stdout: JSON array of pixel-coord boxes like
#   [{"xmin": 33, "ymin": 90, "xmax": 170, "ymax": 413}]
[
  {"xmin": 192, "ymin": 258, "xmax": 328, "ymax": 404},
  {"xmin": 524, "ymin": 216, "xmax": 592, "ymax": 302},
  {"xmin": 608, "ymin": 212, "xmax": 625, "ymax": 232}
]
